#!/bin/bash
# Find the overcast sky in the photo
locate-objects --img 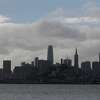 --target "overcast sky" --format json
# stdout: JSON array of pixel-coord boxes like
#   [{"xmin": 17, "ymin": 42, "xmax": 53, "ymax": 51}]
[{"xmin": 0, "ymin": 0, "xmax": 99, "ymax": 69}]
